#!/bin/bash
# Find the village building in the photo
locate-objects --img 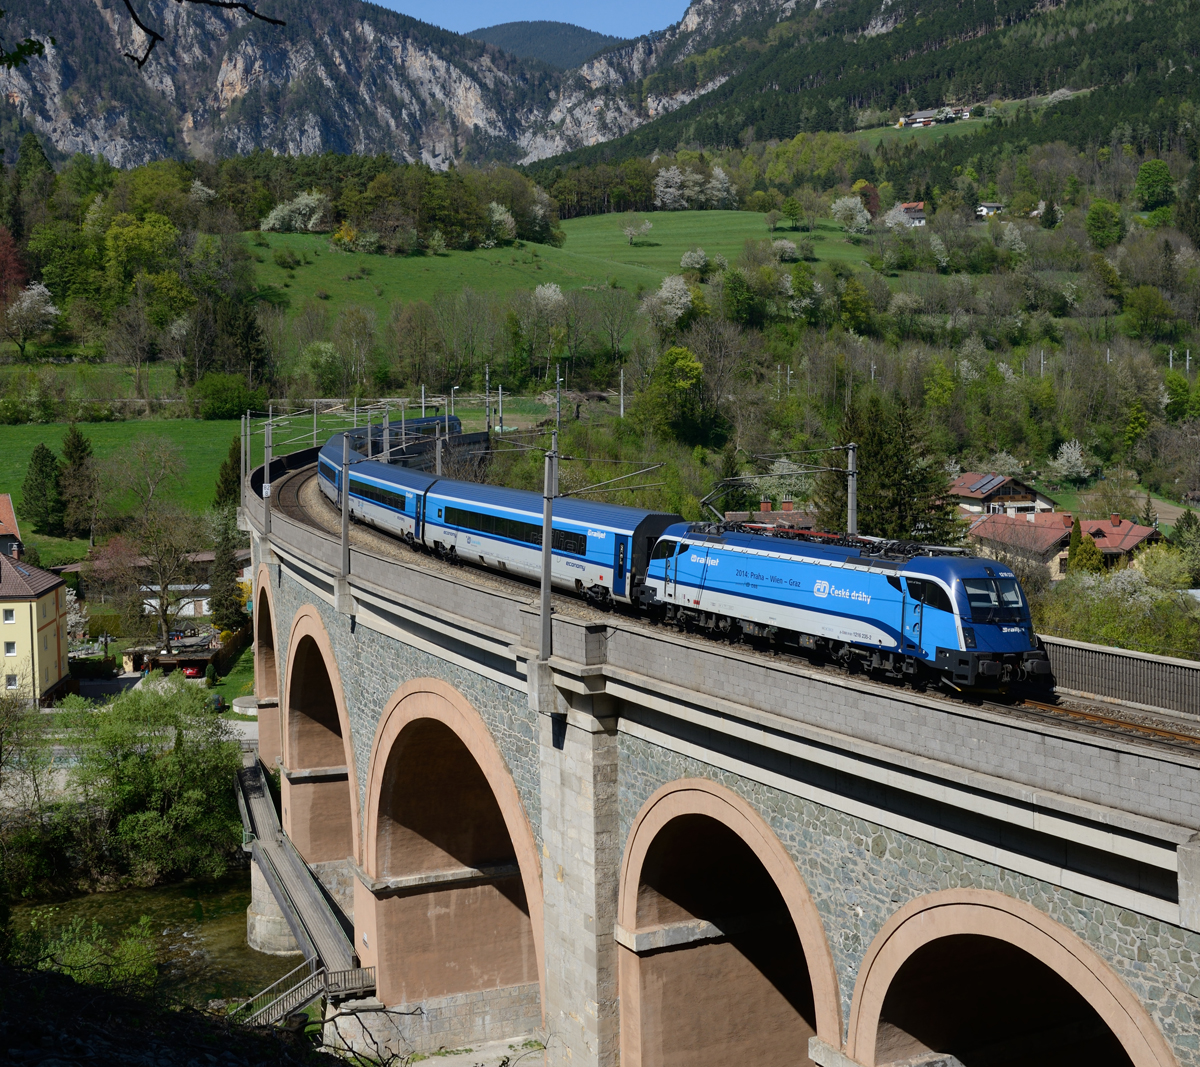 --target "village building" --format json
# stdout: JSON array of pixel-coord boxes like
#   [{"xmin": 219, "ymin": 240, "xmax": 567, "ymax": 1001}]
[
  {"xmin": 0, "ymin": 552, "xmax": 69, "ymax": 704},
  {"xmin": 968, "ymin": 511, "xmax": 1161, "ymax": 579},
  {"xmin": 0, "ymin": 494, "xmax": 22, "ymax": 559},
  {"xmin": 949, "ymin": 472, "xmax": 1057, "ymax": 515},
  {"xmin": 976, "ymin": 202, "xmax": 1003, "ymax": 217}
]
